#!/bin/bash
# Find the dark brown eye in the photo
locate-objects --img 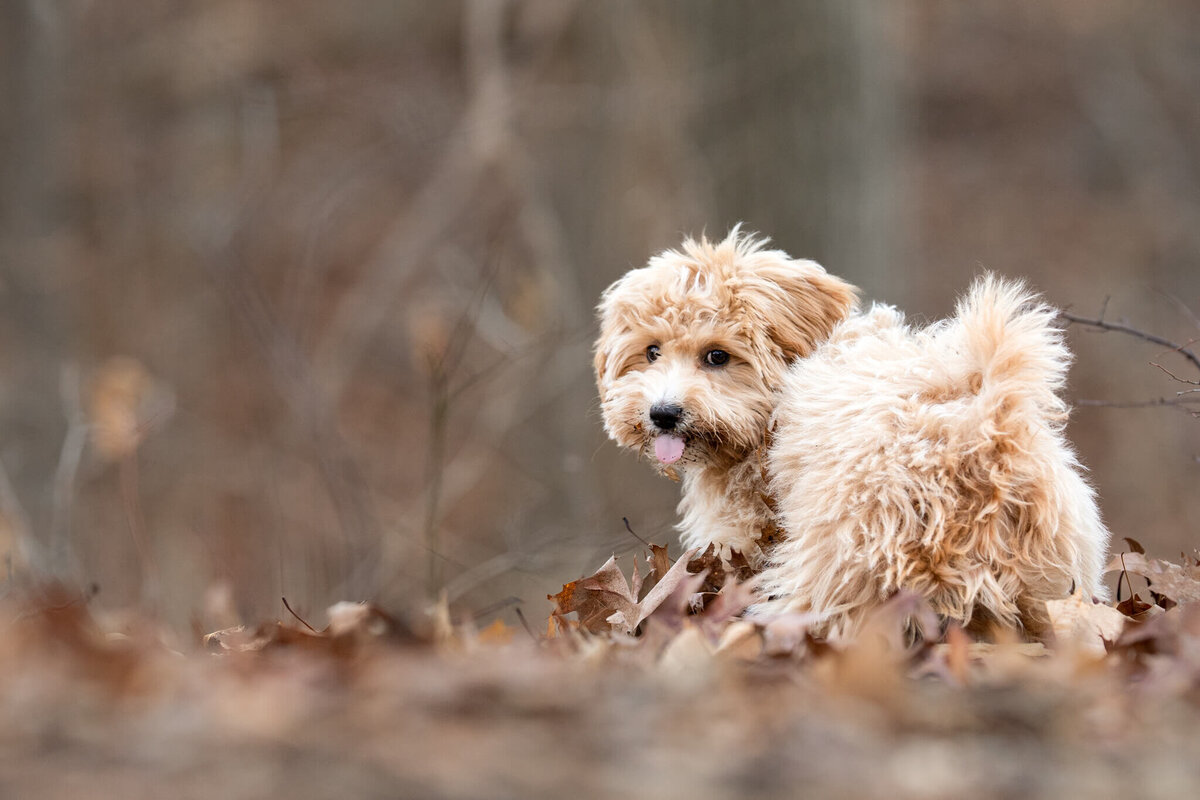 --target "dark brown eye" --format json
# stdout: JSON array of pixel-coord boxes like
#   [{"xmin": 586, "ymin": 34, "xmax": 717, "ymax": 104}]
[
  {"xmin": 704, "ymin": 349, "xmax": 730, "ymax": 367},
  {"xmin": 646, "ymin": 344, "xmax": 661, "ymax": 363}
]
